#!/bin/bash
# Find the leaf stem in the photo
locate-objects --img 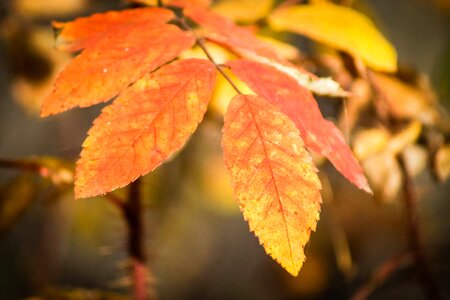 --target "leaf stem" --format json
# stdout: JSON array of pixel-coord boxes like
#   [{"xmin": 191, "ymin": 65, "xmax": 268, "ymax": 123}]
[
  {"xmin": 351, "ymin": 252, "xmax": 415, "ymax": 300},
  {"xmin": 398, "ymin": 154, "xmax": 442, "ymax": 300},
  {"xmin": 176, "ymin": 16, "xmax": 243, "ymax": 94},
  {"xmin": 122, "ymin": 178, "xmax": 148, "ymax": 300}
]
